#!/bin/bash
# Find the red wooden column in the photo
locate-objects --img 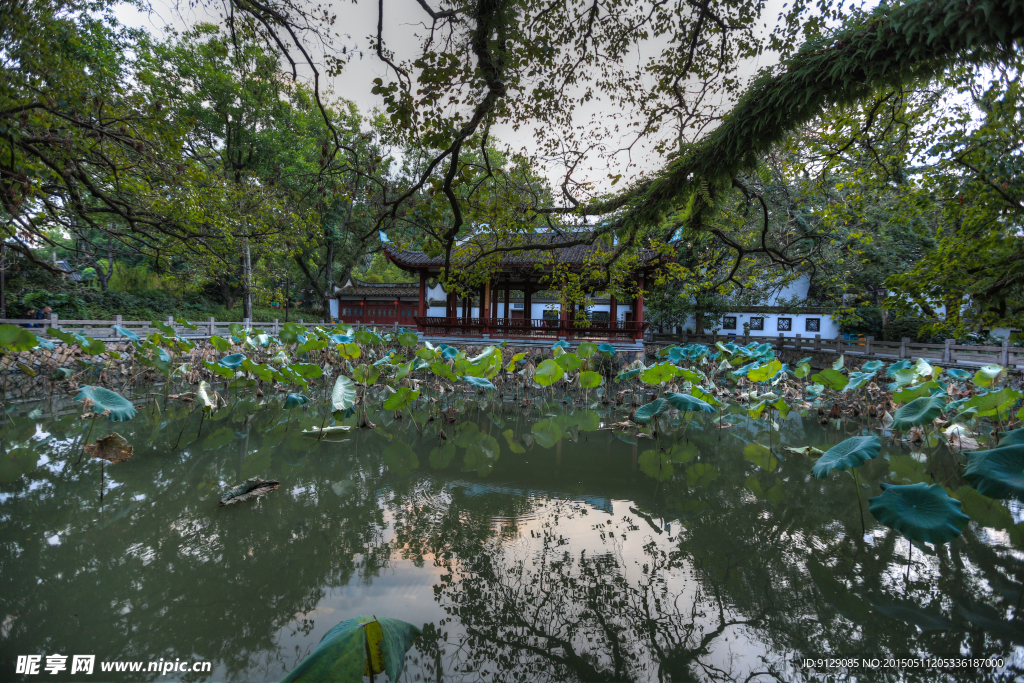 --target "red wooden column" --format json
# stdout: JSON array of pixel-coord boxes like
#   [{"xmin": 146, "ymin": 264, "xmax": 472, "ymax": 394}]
[
  {"xmin": 503, "ymin": 281, "xmax": 510, "ymax": 336},
  {"xmin": 609, "ymin": 295, "xmax": 618, "ymax": 340},
  {"xmin": 393, "ymin": 298, "xmax": 400, "ymax": 325},
  {"xmin": 634, "ymin": 274, "xmax": 645, "ymax": 341},
  {"xmin": 524, "ymin": 283, "xmax": 532, "ymax": 335},
  {"xmin": 418, "ymin": 271, "xmax": 427, "ymax": 320},
  {"xmin": 559, "ymin": 300, "xmax": 568, "ymax": 338}
]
